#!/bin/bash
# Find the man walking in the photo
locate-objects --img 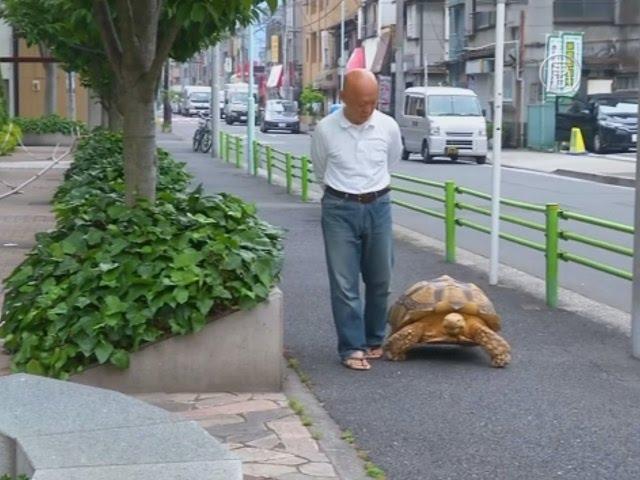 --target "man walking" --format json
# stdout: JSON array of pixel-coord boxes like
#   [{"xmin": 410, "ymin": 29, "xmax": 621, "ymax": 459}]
[{"xmin": 311, "ymin": 69, "xmax": 402, "ymax": 371}]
